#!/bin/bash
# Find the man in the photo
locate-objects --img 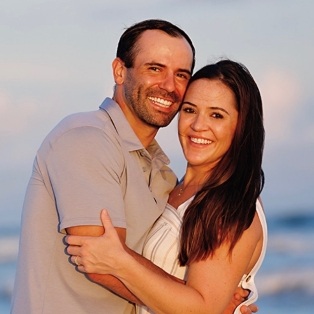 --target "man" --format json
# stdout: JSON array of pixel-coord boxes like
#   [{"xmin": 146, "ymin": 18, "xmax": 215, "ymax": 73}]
[{"xmin": 11, "ymin": 19, "xmax": 255, "ymax": 313}]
